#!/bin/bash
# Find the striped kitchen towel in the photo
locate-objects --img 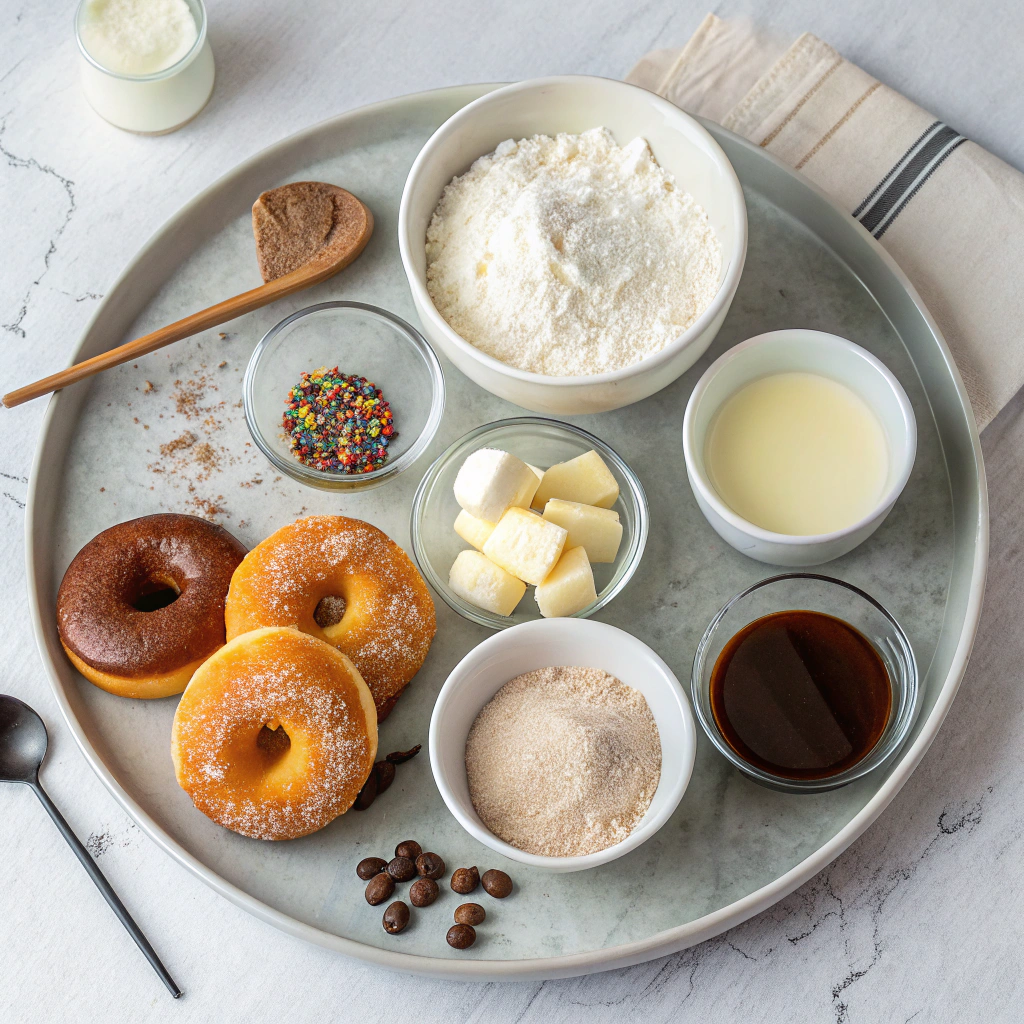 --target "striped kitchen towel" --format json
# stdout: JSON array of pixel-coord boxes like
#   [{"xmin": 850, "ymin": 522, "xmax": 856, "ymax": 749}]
[{"xmin": 628, "ymin": 14, "xmax": 1024, "ymax": 430}]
